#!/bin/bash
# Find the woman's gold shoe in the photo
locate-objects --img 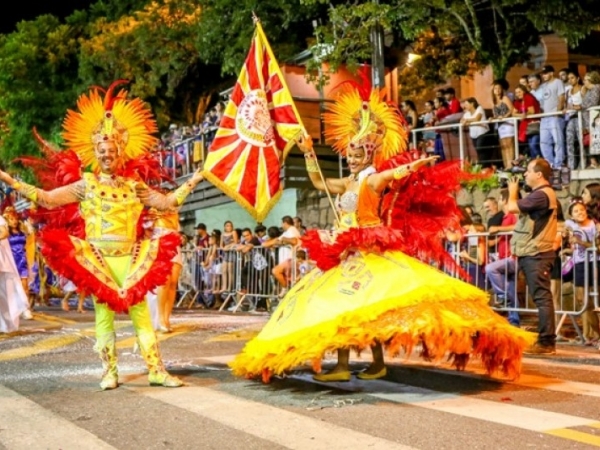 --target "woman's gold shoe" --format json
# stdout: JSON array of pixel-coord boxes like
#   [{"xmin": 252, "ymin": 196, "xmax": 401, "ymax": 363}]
[
  {"xmin": 356, "ymin": 367, "xmax": 387, "ymax": 380},
  {"xmin": 312, "ymin": 371, "xmax": 351, "ymax": 382}
]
